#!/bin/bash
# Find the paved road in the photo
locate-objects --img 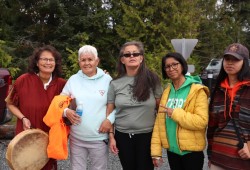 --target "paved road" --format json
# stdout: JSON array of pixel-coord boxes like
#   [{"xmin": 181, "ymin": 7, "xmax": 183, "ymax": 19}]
[{"xmin": 0, "ymin": 140, "xmax": 208, "ymax": 170}]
